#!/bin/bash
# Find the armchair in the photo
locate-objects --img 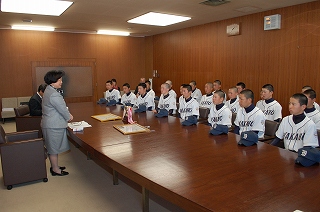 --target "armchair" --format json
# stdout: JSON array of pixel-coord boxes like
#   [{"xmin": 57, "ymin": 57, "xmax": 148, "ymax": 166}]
[
  {"xmin": 0, "ymin": 126, "xmax": 47, "ymax": 190},
  {"xmin": 14, "ymin": 105, "xmax": 42, "ymax": 137}
]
